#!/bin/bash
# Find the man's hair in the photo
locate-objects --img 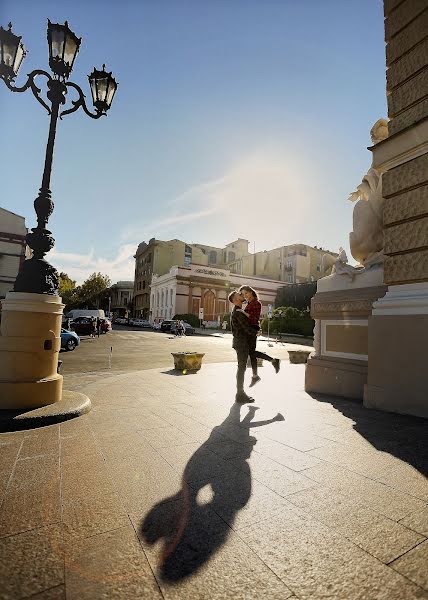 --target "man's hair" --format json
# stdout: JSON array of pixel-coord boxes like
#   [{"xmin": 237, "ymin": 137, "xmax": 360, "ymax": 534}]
[
  {"xmin": 239, "ymin": 285, "xmax": 258, "ymax": 300},
  {"xmin": 228, "ymin": 290, "xmax": 238, "ymax": 303}
]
